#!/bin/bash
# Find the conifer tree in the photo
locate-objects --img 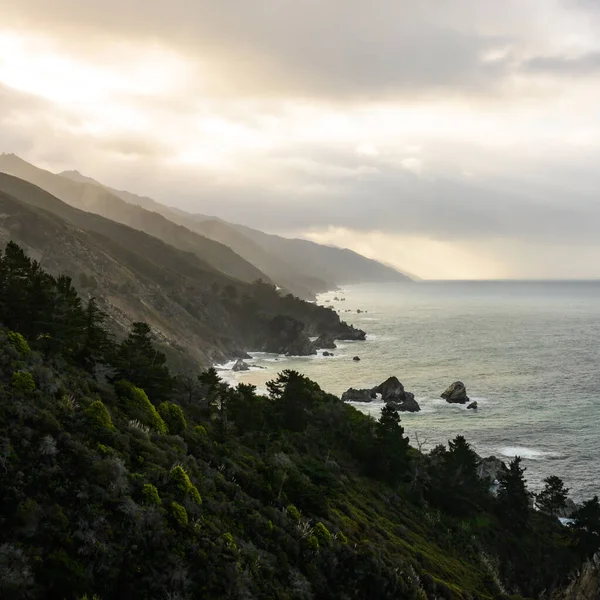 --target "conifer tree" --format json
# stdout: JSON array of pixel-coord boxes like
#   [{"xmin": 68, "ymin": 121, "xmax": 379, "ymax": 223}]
[
  {"xmin": 571, "ymin": 495, "xmax": 600, "ymax": 557},
  {"xmin": 497, "ymin": 456, "xmax": 530, "ymax": 529},
  {"xmin": 374, "ymin": 403, "xmax": 409, "ymax": 483},
  {"xmin": 536, "ymin": 475, "xmax": 569, "ymax": 518}
]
